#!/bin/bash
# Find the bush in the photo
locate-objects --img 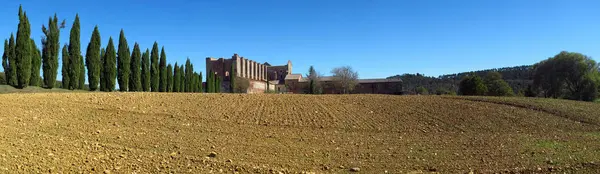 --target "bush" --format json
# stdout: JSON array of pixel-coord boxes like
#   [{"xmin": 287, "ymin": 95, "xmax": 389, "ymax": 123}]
[{"xmin": 459, "ymin": 74, "xmax": 487, "ymax": 96}]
